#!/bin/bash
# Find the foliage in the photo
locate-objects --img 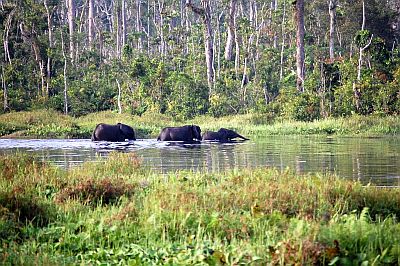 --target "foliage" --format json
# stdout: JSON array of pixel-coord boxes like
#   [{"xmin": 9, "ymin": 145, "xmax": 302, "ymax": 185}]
[{"xmin": 0, "ymin": 1, "xmax": 399, "ymax": 121}]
